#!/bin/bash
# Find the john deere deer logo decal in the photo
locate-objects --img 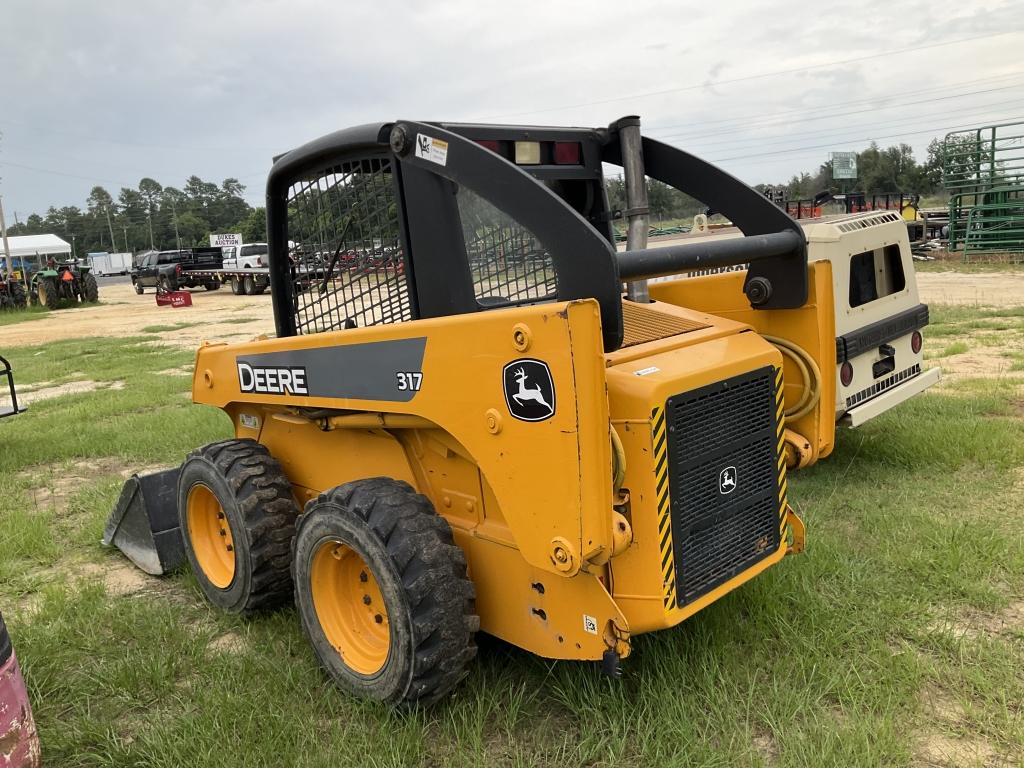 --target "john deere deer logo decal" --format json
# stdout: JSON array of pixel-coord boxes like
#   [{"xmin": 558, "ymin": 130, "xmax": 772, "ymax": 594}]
[
  {"xmin": 503, "ymin": 359, "xmax": 555, "ymax": 422},
  {"xmin": 719, "ymin": 466, "xmax": 737, "ymax": 495}
]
